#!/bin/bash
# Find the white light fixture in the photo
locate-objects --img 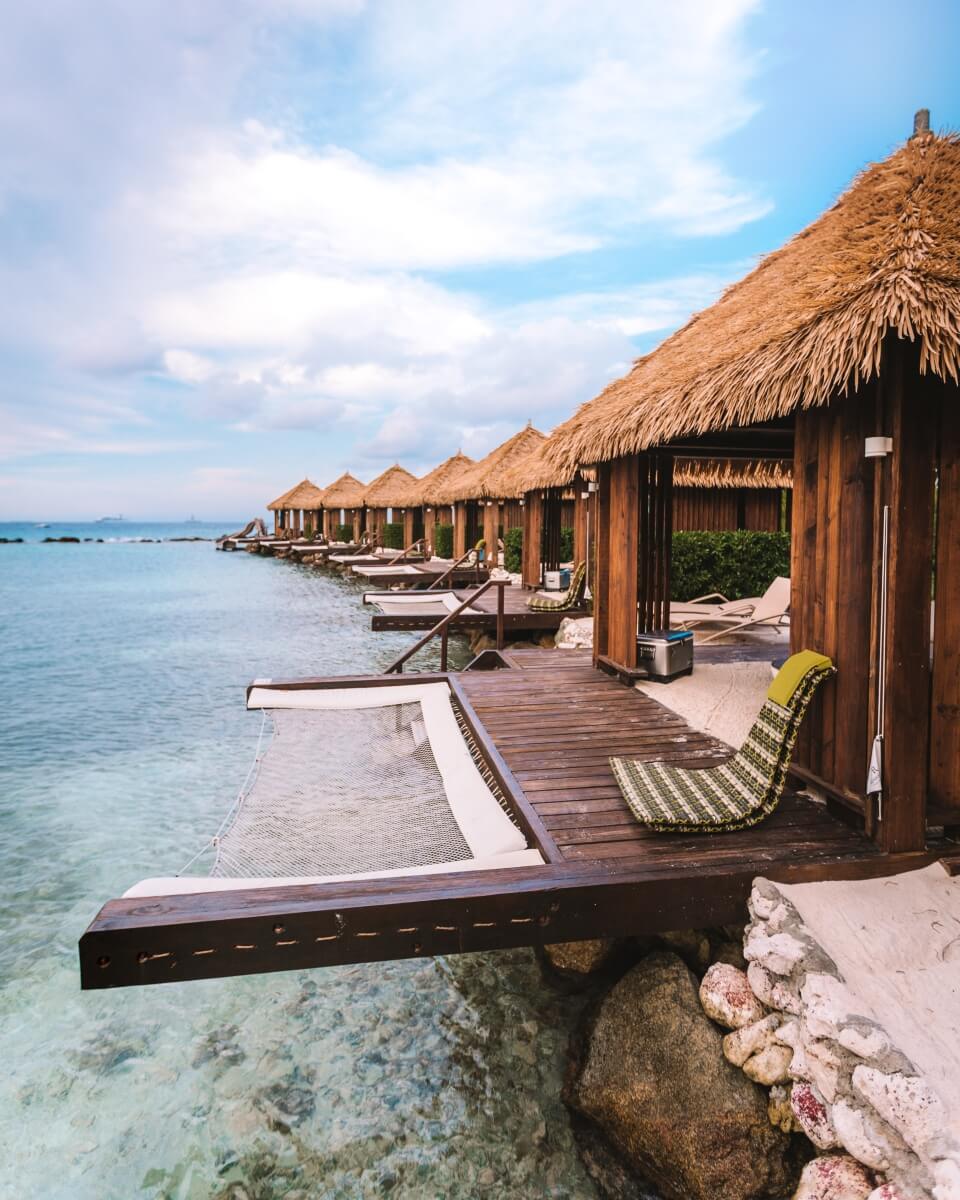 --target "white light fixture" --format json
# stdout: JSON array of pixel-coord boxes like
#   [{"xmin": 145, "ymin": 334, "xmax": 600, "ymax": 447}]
[
  {"xmin": 580, "ymin": 492, "xmax": 590, "ymax": 500},
  {"xmin": 865, "ymin": 436, "xmax": 894, "ymax": 458},
  {"xmin": 587, "ymin": 481, "xmax": 599, "ymax": 493}
]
